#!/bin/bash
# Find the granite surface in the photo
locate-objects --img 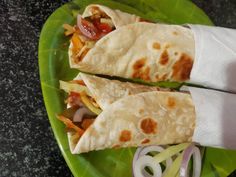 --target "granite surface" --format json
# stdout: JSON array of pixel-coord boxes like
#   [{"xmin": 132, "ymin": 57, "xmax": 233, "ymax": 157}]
[{"xmin": 0, "ymin": 0, "xmax": 236, "ymax": 177}]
